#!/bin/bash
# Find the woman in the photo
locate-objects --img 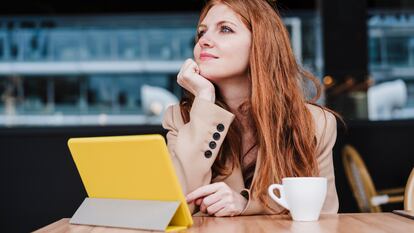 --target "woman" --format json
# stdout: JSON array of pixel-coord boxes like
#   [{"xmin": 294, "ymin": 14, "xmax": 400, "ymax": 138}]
[{"xmin": 162, "ymin": 0, "xmax": 339, "ymax": 216}]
